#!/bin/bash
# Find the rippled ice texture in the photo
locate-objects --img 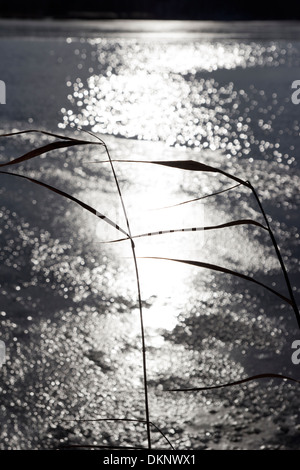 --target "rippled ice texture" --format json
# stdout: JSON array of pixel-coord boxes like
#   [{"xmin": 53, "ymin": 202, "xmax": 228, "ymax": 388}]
[{"xmin": 0, "ymin": 22, "xmax": 300, "ymax": 450}]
